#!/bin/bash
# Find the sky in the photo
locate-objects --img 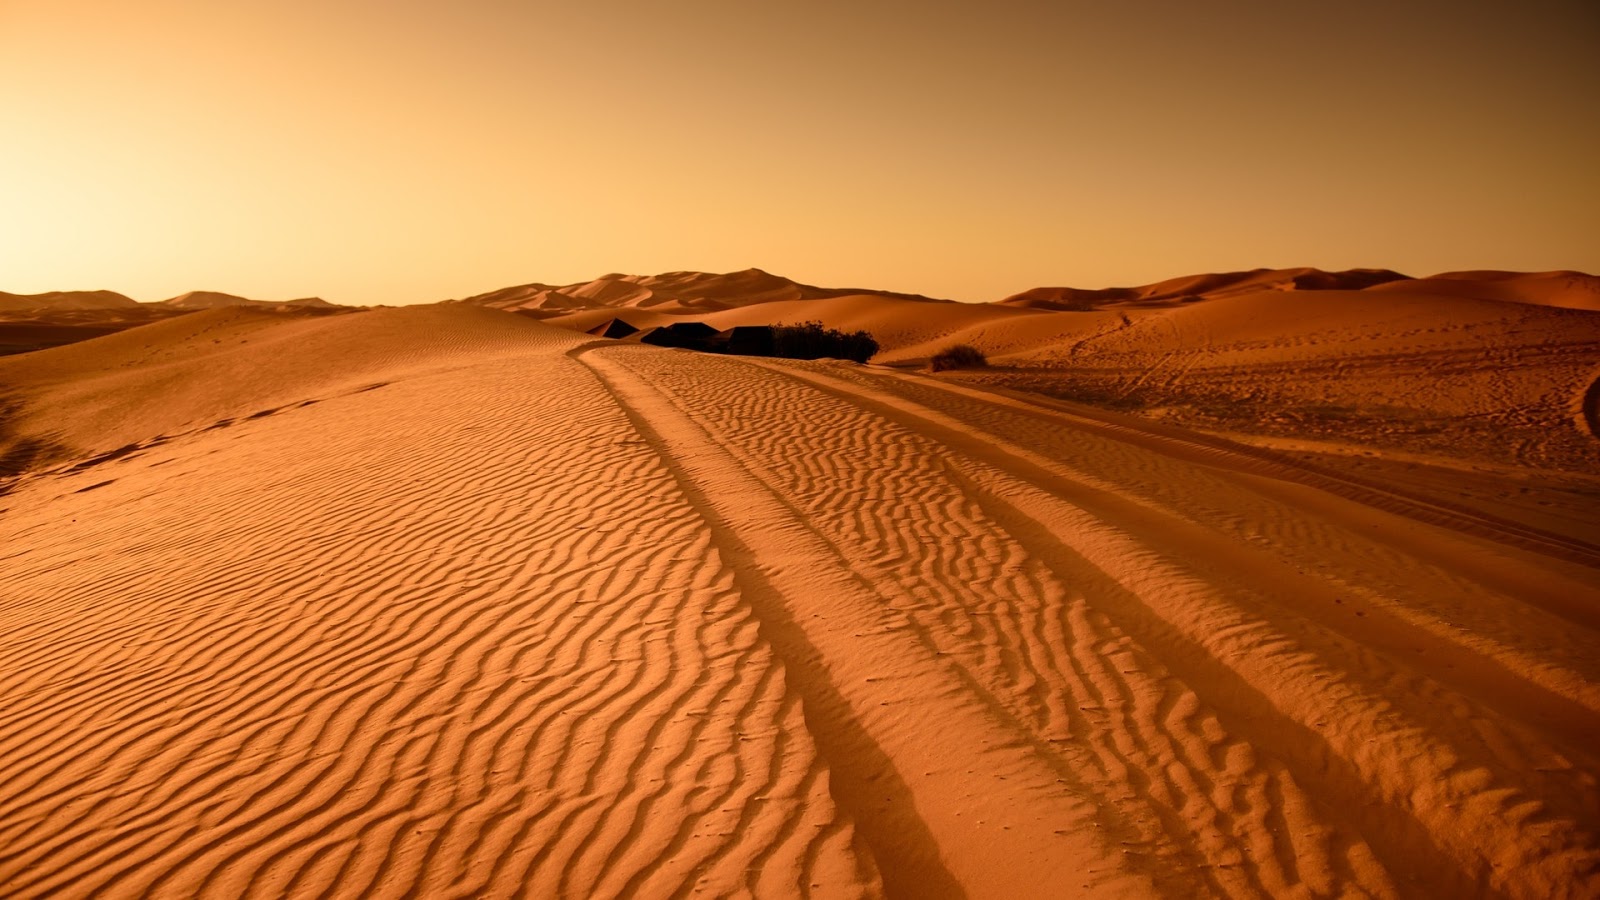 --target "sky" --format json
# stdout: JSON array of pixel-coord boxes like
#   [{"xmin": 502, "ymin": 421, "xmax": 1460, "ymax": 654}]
[{"xmin": 2, "ymin": 0, "xmax": 1597, "ymax": 305}]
